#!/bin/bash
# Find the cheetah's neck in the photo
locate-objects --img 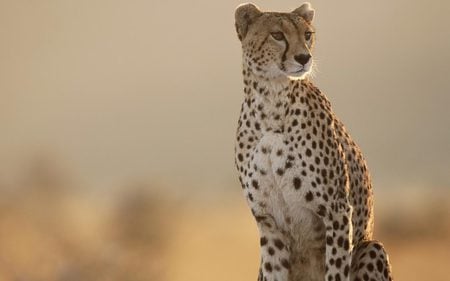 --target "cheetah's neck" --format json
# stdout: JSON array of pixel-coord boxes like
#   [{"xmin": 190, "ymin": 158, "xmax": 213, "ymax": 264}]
[{"xmin": 242, "ymin": 67, "xmax": 309, "ymax": 133}]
